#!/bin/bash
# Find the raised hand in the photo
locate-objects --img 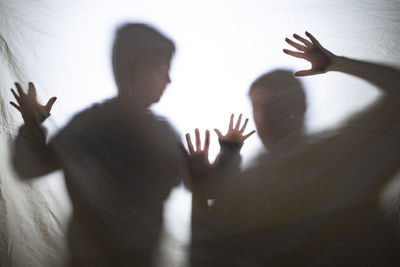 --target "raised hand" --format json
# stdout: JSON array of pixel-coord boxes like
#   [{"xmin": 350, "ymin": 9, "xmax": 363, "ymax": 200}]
[
  {"xmin": 183, "ymin": 129, "xmax": 211, "ymax": 179},
  {"xmin": 214, "ymin": 114, "xmax": 256, "ymax": 152},
  {"xmin": 10, "ymin": 82, "xmax": 57, "ymax": 125},
  {"xmin": 283, "ymin": 31, "xmax": 336, "ymax": 76}
]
